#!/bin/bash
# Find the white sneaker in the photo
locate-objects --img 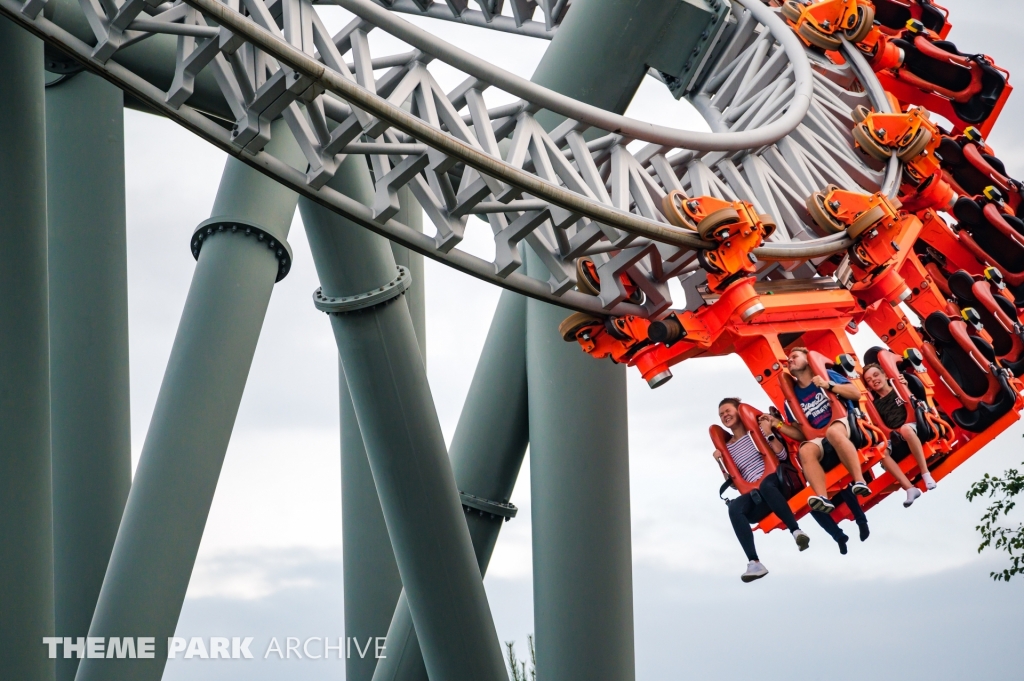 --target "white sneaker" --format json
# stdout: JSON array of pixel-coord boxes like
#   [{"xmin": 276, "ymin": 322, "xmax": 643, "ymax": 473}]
[
  {"xmin": 903, "ymin": 487, "xmax": 922, "ymax": 508},
  {"xmin": 923, "ymin": 473, "xmax": 937, "ymax": 490},
  {"xmin": 792, "ymin": 529, "xmax": 811, "ymax": 551},
  {"xmin": 741, "ymin": 561, "xmax": 769, "ymax": 583}
]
